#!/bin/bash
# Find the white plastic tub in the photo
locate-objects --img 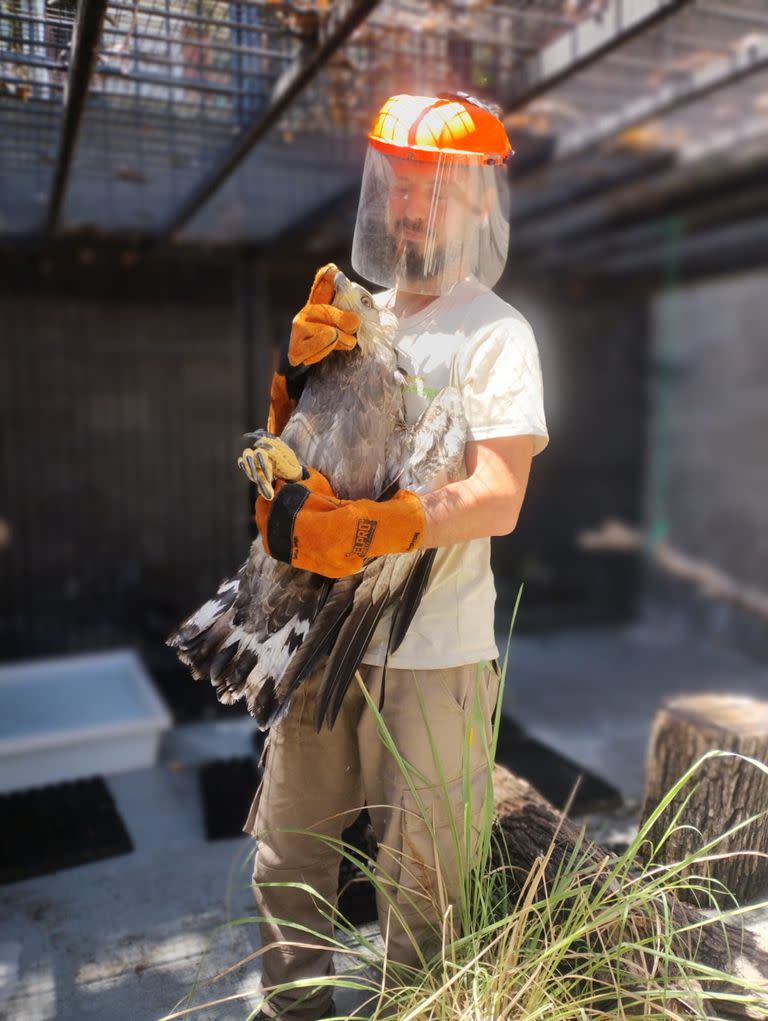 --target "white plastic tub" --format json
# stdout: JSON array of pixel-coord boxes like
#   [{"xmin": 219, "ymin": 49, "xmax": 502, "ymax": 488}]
[{"xmin": 0, "ymin": 649, "xmax": 173, "ymax": 794}]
